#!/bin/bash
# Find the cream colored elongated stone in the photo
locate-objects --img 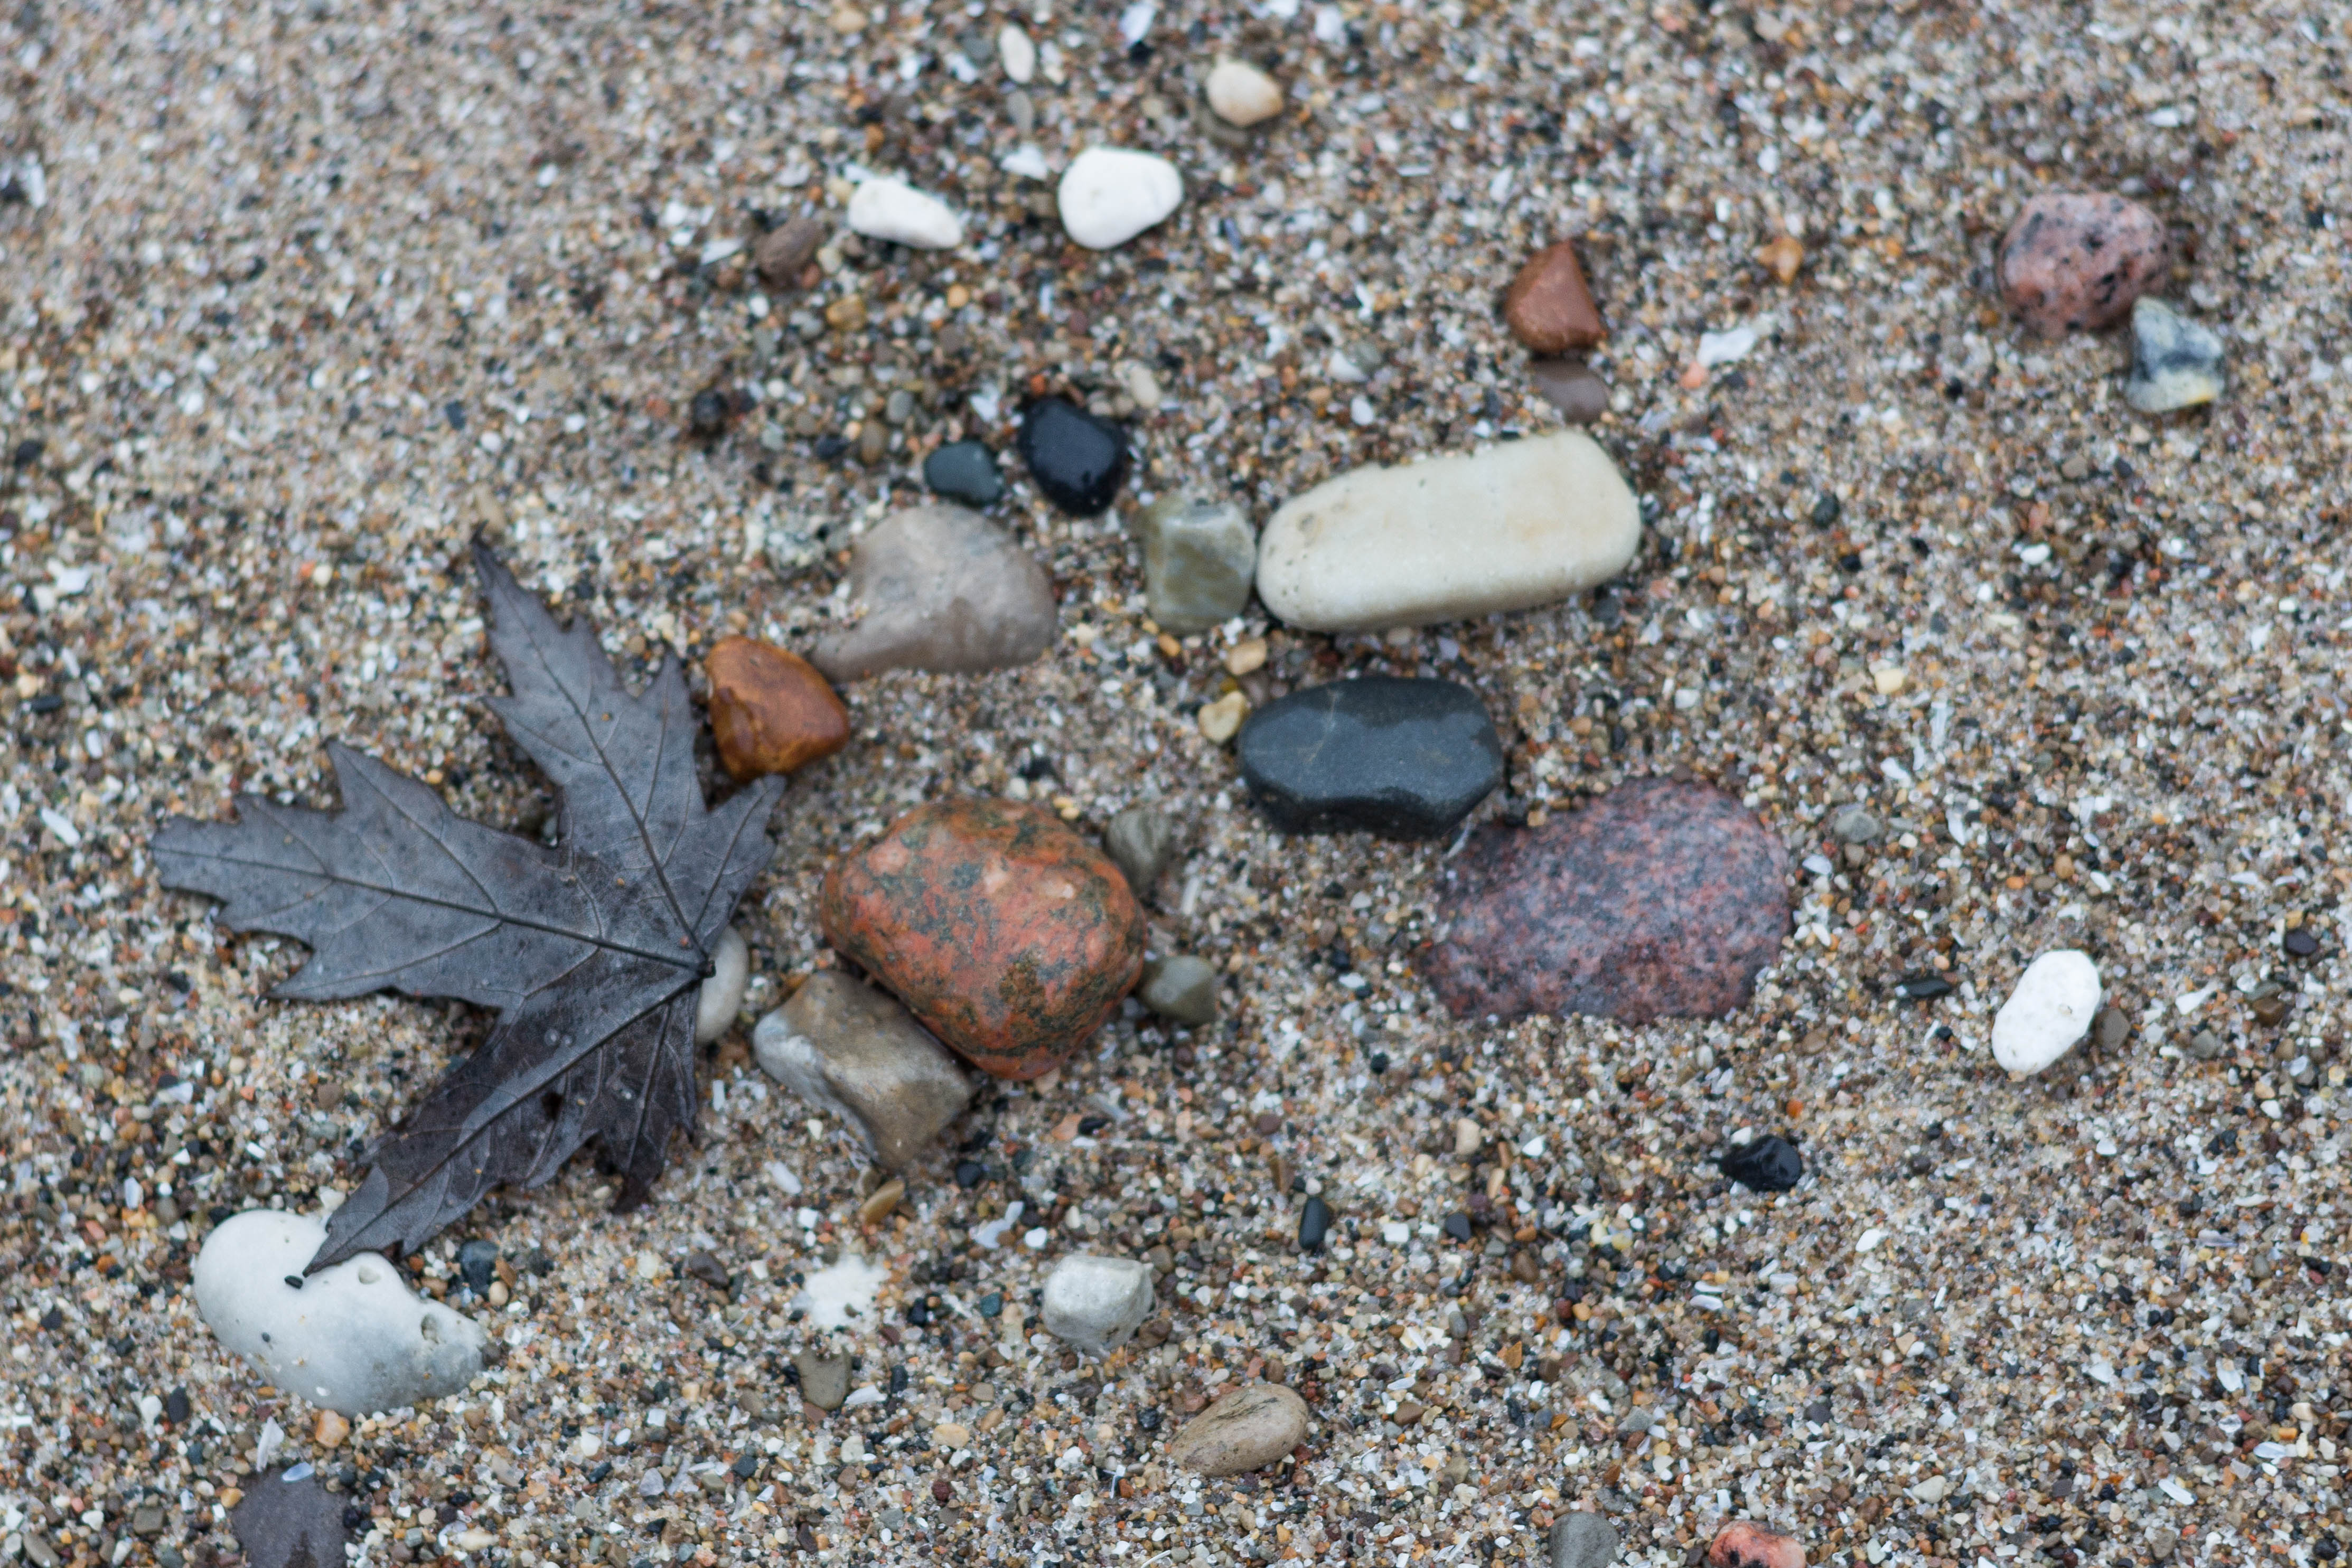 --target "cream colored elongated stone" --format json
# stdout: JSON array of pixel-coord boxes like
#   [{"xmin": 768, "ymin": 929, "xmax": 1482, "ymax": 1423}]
[{"xmin": 1253, "ymin": 430, "xmax": 1639, "ymax": 632}]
